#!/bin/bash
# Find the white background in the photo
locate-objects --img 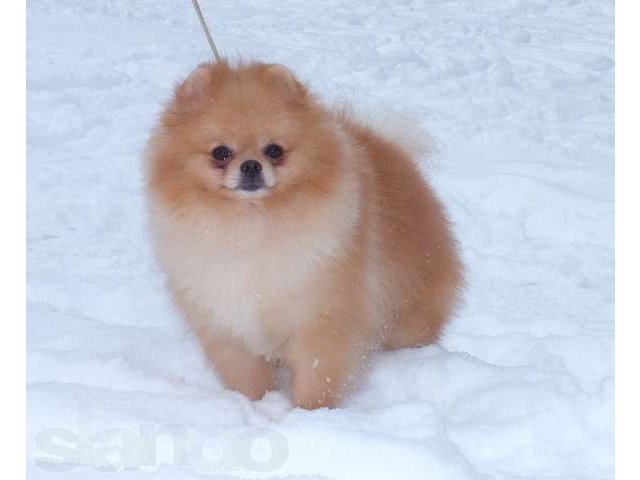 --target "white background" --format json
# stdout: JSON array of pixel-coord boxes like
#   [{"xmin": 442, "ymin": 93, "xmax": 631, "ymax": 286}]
[{"xmin": 15, "ymin": 0, "xmax": 631, "ymax": 478}]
